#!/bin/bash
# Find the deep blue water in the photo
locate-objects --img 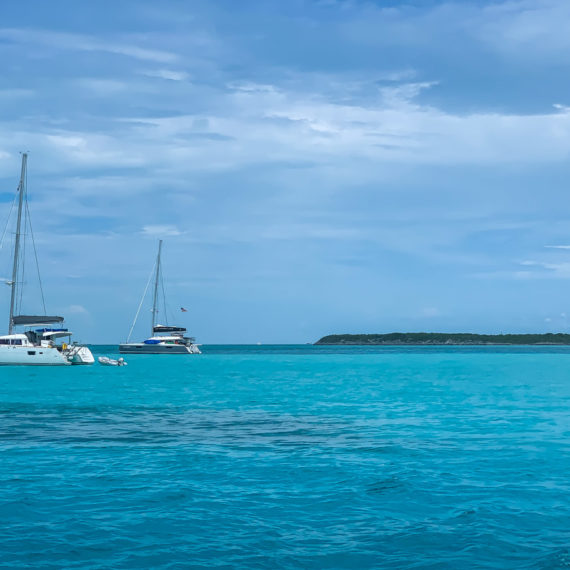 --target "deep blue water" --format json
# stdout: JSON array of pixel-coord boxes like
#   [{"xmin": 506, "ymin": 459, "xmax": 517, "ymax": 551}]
[{"xmin": 1, "ymin": 345, "xmax": 570, "ymax": 569}]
